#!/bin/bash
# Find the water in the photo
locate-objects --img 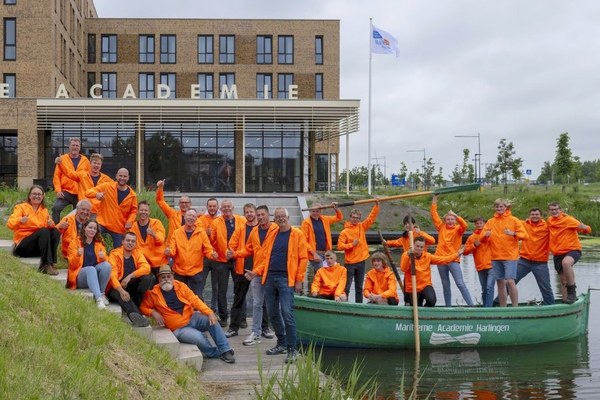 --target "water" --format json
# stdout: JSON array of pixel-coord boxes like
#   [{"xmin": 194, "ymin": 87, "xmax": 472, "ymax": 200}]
[{"xmin": 320, "ymin": 259, "xmax": 600, "ymax": 399}]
